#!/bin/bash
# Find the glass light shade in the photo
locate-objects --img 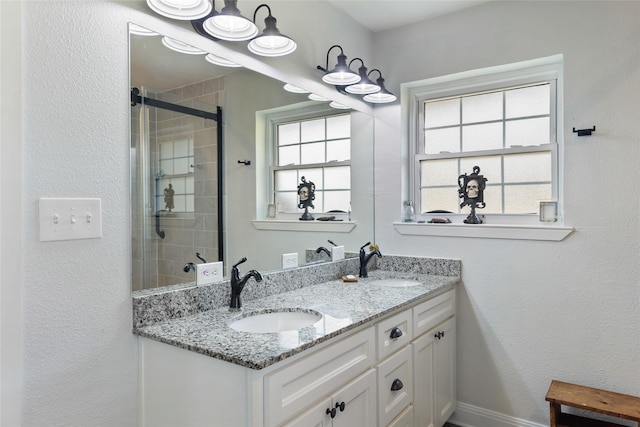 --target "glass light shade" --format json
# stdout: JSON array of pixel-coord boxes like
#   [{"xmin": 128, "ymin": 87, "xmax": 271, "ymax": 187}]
[
  {"xmin": 146, "ymin": 0, "xmax": 212, "ymax": 20},
  {"xmin": 202, "ymin": 2, "xmax": 258, "ymax": 41},
  {"xmin": 161, "ymin": 37, "xmax": 207, "ymax": 55},
  {"xmin": 248, "ymin": 34, "xmax": 297, "ymax": 57},
  {"xmin": 363, "ymin": 90, "xmax": 397, "ymax": 103},
  {"xmin": 309, "ymin": 93, "xmax": 330, "ymax": 102},
  {"xmin": 284, "ymin": 84, "xmax": 309, "ymax": 94},
  {"xmin": 330, "ymin": 101, "xmax": 351, "ymax": 110},
  {"xmin": 129, "ymin": 23, "xmax": 159, "ymax": 36},
  {"xmin": 345, "ymin": 66, "xmax": 381, "ymax": 95},
  {"xmin": 322, "ymin": 53, "xmax": 360, "ymax": 85},
  {"xmin": 205, "ymin": 53, "xmax": 242, "ymax": 67}
]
